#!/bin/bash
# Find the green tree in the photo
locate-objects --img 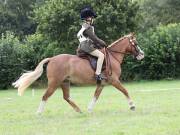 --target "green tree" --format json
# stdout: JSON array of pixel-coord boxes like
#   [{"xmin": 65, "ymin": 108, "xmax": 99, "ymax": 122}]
[
  {"xmin": 139, "ymin": 0, "xmax": 180, "ymax": 31},
  {"xmin": 0, "ymin": 0, "xmax": 38, "ymax": 38},
  {"xmin": 33, "ymin": 0, "xmax": 141, "ymax": 54}
]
